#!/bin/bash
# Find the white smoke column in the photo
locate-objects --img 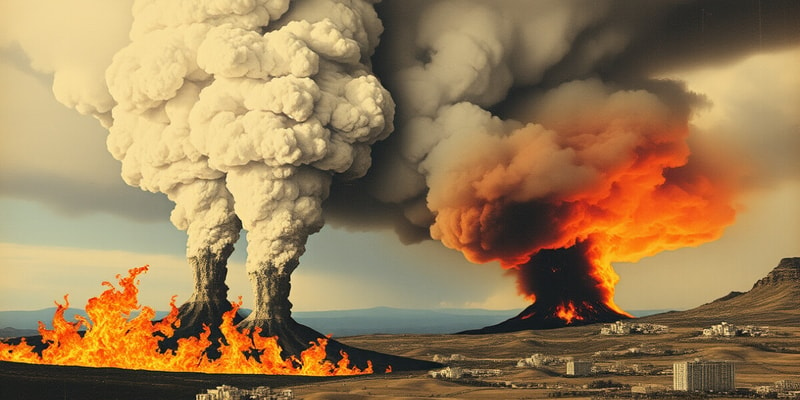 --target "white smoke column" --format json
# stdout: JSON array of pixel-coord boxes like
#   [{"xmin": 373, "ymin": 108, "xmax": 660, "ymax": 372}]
[
  {"xmin": 104, "ymin": 0, "xmax": 293, "ymax": 331},
  {"xmin": 104, "ymin": 0, "xmax": 393, "ymax": 342}
]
